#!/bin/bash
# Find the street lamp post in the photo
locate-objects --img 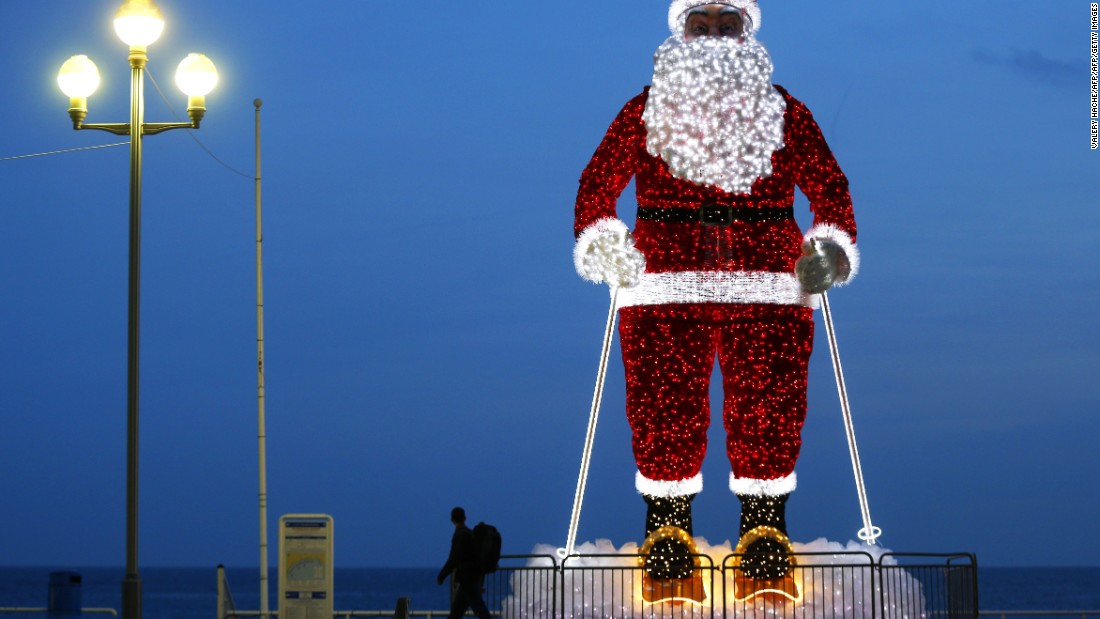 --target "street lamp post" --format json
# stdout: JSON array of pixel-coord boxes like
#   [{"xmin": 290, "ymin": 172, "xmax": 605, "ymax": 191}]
[{"xmin": 56, "ymin": 3, "xmax": 218, "ymax": 619}]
